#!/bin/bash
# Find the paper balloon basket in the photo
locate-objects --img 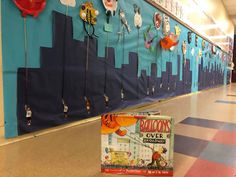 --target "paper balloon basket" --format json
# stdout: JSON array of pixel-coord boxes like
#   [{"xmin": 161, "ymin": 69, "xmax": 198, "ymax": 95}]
[{"xmin": 101, "ymin": 112, "xmax": 174, "ymax": 176}]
